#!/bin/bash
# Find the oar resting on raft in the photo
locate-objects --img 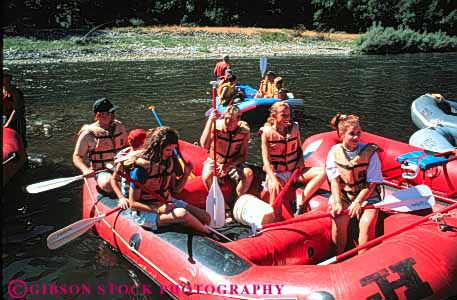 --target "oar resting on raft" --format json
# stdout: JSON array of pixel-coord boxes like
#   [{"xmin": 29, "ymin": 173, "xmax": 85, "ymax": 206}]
[
  {"xmin": 258, "ymin": 184, "xmax": 436, "ymax": 231},
  {"xmin": 319, "ymin": 195, "xmax": 457, "ymax": 265},
  {"xmin": 46, "ymin": 164, "xmax": 232, "ymax": 250}
]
